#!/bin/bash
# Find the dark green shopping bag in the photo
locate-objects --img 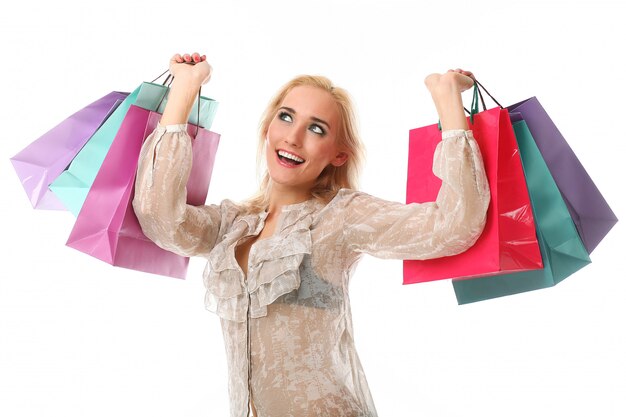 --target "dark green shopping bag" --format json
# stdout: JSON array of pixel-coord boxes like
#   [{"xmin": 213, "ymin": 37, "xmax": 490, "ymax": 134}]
[{"xmin": 452, "ymin": 120, "xmax": 591, "ymax": 304}]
